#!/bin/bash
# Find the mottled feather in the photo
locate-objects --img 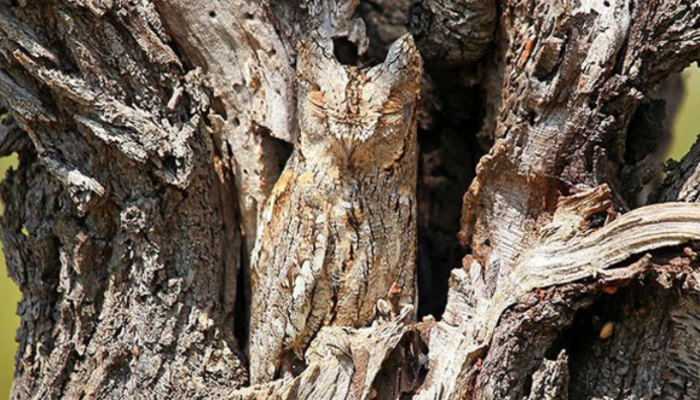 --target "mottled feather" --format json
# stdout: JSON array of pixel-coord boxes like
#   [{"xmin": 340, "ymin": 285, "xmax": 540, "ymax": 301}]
[{"xmin": 248, "ymin": 33, "xmax": 422, "ymax": 384}]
